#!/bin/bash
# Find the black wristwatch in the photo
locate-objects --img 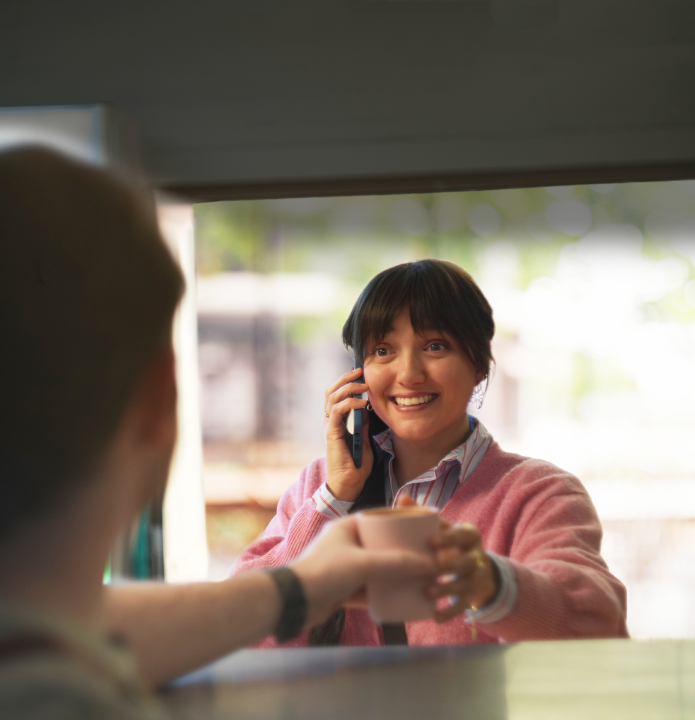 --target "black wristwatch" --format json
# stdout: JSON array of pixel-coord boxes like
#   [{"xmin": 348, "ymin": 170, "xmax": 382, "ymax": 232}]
[{"xmin": 269, "ymin": 567, "xmax": 308, "ymax": 642}]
